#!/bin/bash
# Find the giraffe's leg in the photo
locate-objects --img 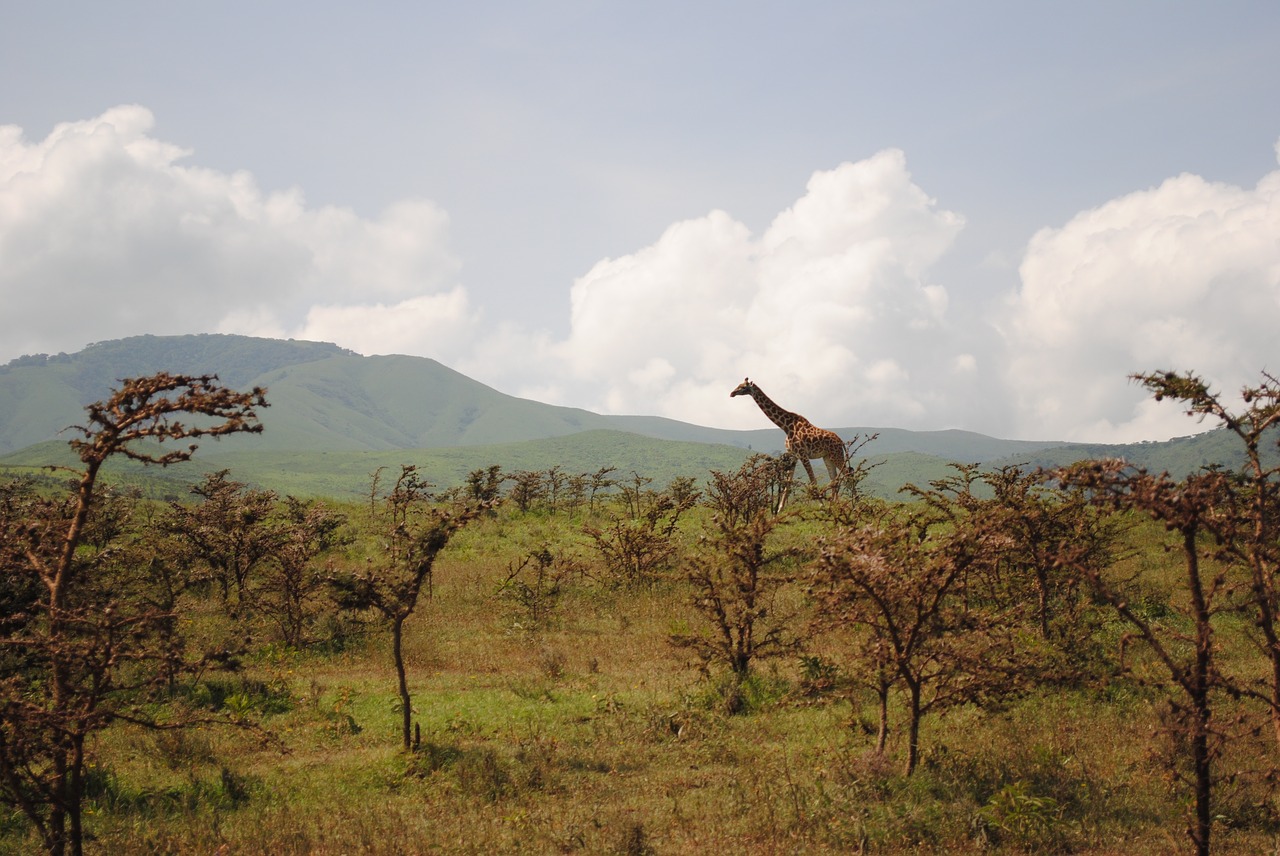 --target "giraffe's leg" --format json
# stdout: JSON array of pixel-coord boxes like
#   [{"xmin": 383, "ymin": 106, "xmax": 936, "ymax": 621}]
[
  {"xmin": 776, "ymin": 455, "xmax": 799, "ymax": 514},
  {"xmin": 824, "ymin": 455, "xmax": 844, "ymax": 500},
  {"xmin": 783, "ymin": 458, "xmax": 817, "ymax": 508}
]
